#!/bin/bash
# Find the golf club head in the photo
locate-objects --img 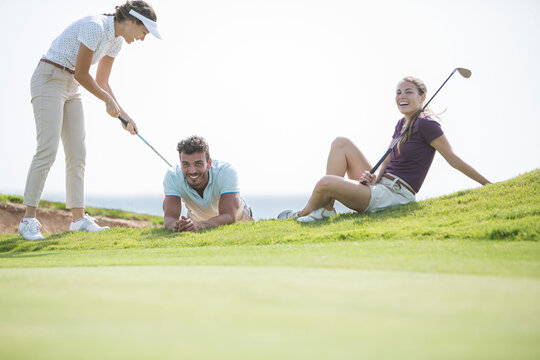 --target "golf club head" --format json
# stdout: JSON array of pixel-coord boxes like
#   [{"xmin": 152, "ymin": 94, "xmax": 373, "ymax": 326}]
[{"xmin": 456, "ymin": 68, "xmax": 472, "ymax": 78}]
